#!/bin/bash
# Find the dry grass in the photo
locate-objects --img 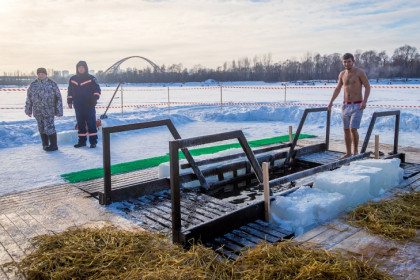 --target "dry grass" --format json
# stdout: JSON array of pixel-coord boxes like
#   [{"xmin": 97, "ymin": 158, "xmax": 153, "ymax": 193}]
[
  {"xmin": 5, "ymin": 226, "xmax": 391, "ymax": 280},
  {"xmin": 346, "ymin": 191, "xmax": 420, "ymax": 241}
]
